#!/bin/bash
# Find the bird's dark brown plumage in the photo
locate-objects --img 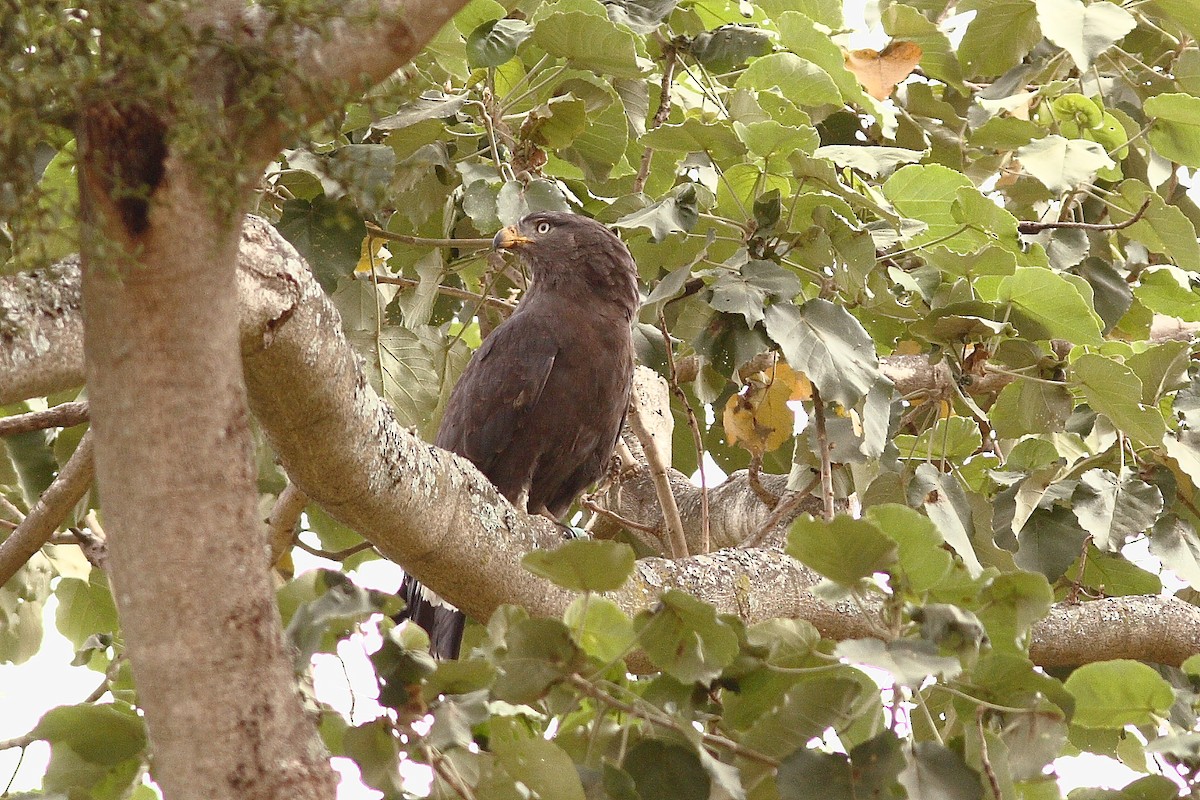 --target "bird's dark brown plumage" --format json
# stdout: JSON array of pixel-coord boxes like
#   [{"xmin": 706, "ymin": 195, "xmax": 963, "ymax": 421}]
[{"xmin": 400, "ymin": 211, "xmax": 640, "ymax": 657}]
